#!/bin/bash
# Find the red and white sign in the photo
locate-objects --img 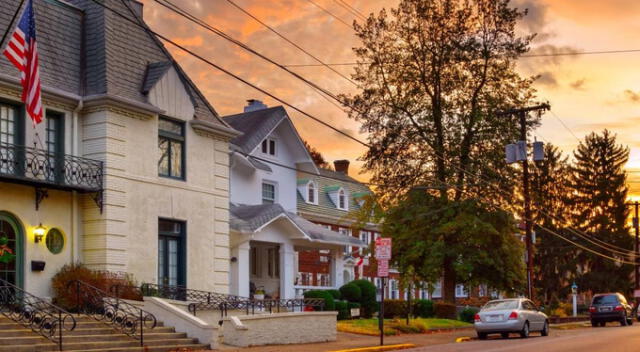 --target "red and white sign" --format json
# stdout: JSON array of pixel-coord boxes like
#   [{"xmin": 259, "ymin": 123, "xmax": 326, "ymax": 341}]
[
  {"xmin": 377, "ymin": 259, "xmax": 389, "ymax": 277},
  {"xmin": 634, "ymin": 289, "xmax": 640, "ymax": 298},
  {"xmin": 375, "ymin": 237, "xmax": 392, "ymax": 260}
]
